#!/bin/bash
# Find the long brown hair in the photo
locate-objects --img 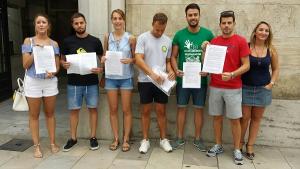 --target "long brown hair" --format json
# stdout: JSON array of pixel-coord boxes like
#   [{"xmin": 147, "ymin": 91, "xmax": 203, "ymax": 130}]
[
  {"xmin": 33, "ymin": 13, "xmax": 51, "ymax": 36},
  {"xmin": 111, "ymin": 9, "xmax": 125, "ymax": 21},
  {"xmin": 250, "ymin": 21, "xmax": 273, "ymax": 48}
]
